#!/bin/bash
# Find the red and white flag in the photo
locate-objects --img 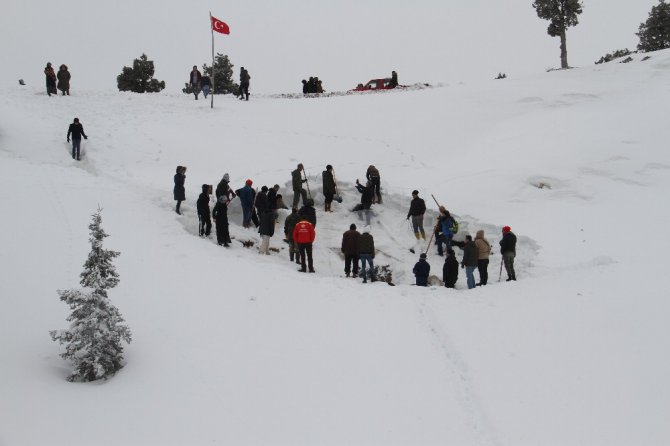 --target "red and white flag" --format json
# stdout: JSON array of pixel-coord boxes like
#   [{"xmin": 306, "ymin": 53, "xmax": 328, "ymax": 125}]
[{"xmin": 211, "ymin": 16, "xmax": 230, "ymax": 35}]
